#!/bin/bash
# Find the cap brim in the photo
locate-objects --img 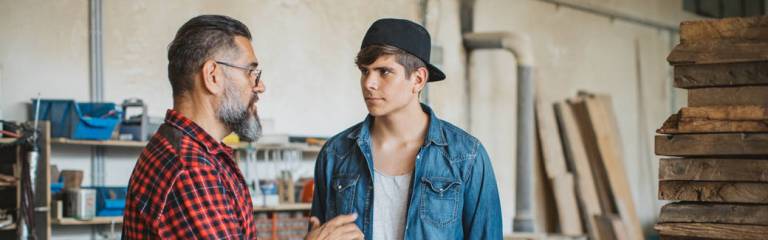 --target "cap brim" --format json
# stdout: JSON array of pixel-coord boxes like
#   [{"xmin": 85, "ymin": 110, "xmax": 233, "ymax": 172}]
[{"xmin": 426, "ymin": 63, "xmax": 445, "ymax": 82}]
